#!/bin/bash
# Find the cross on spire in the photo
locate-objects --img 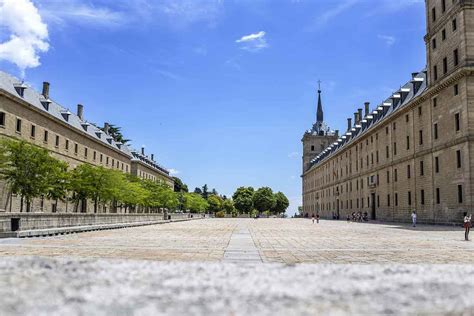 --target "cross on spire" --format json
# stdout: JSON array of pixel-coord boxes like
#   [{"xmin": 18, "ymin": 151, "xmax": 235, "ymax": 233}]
[{"xmin": 316, "ymin": 80, "xmax": 324, "ymax": 123}]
